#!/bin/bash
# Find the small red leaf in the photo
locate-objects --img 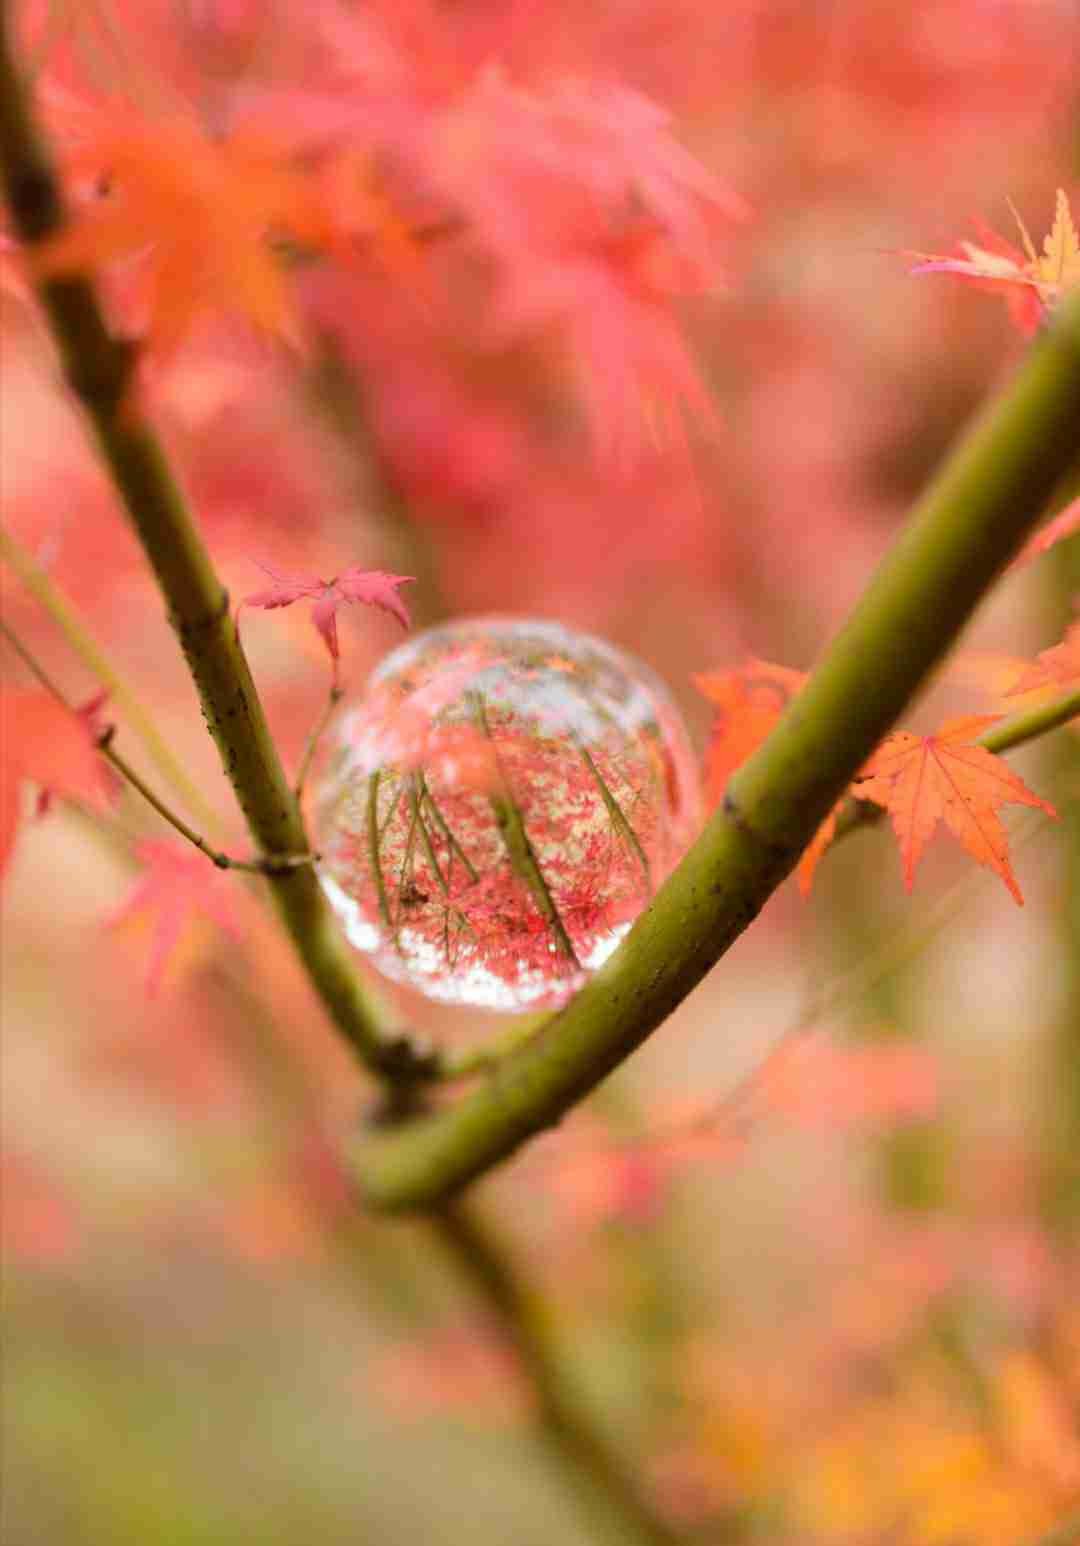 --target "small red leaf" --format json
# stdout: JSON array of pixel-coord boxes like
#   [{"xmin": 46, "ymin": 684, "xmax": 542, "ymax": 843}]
[{"xmin": 242, "ymin": 560, "xmax": 412, "ymax": 664}]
